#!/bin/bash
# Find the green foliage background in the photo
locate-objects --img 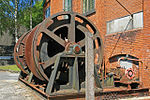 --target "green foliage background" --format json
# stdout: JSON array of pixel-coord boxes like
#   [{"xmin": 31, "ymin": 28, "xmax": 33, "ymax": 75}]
[
  {"xmin": 0, "ymin": 0, "xmax": 43, "ymax": 35},
  {"xmin": 0, "ymin": 0, "xmax": 15, "ymax": 35},
  {"xmin": 19, "ymin": 1, "xmax": 43, "ymax": 30}
]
